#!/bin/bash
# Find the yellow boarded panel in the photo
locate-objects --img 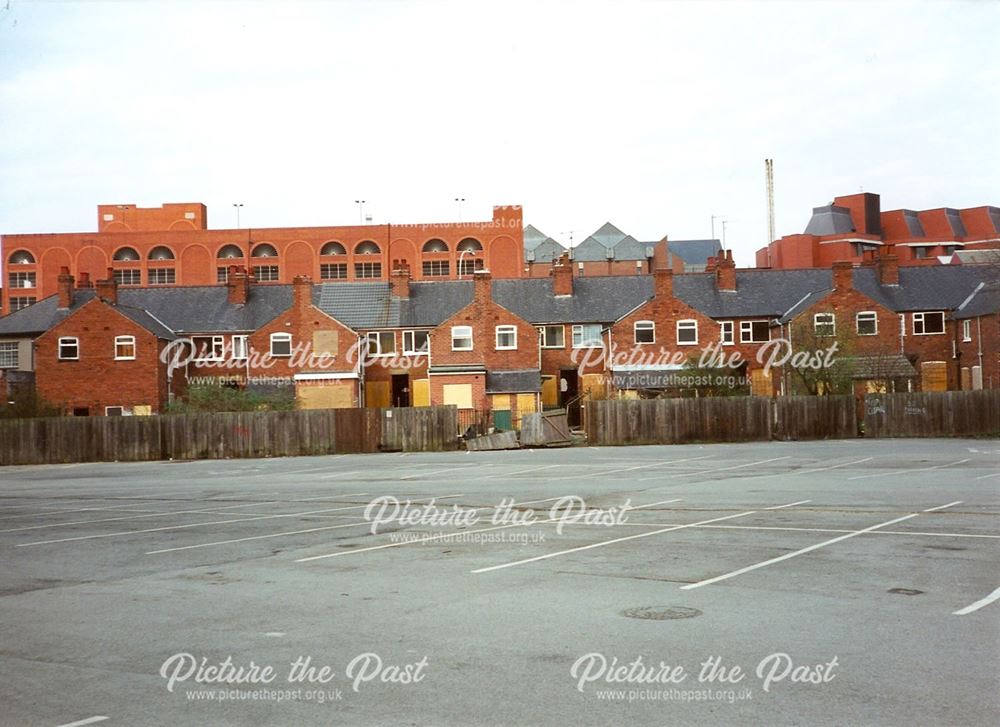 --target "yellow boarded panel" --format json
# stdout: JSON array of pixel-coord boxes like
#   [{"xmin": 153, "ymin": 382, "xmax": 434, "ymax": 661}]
[
  {"xmin": 541, "ymin": 376, "xmax": 558, "ymax": 407},
  {"xmin": 492, "ymin": 394, "xmax": 512, "ymax": 411},
  {"xmin": 365, "ymin": 380, "xmax": 391, "ymax": 409},
  {"xmin": 133, "ymin": 405, "xmax": 152, "ymax": 416},
  {"xmin": 443, "ymin": 384, "xmax": 473, "ymax": 409},
  {"xmin": 516, "ymin": 393, "xmax": 537, "ymax": 416},
  {"xmin": 412, "ymin": 378, "xmax": 430, "ymax": 407},
  {"xmin": 920, "ymin": 361, "xmax": 947, "ymax": 392},
  {"xmin": 750, "ymin": 368, "xmax": 772, "ymax": 396},
  {"xmin": 297, "ymin": 381, "xmax": 355, "ymax": 409},
  {"xmin": 312, "ymin": 330, "xmax": 339, "ymax": 355},
  {"xmin": 581, "ymin": 373, "xmax": 607, "ymax": 399}
]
